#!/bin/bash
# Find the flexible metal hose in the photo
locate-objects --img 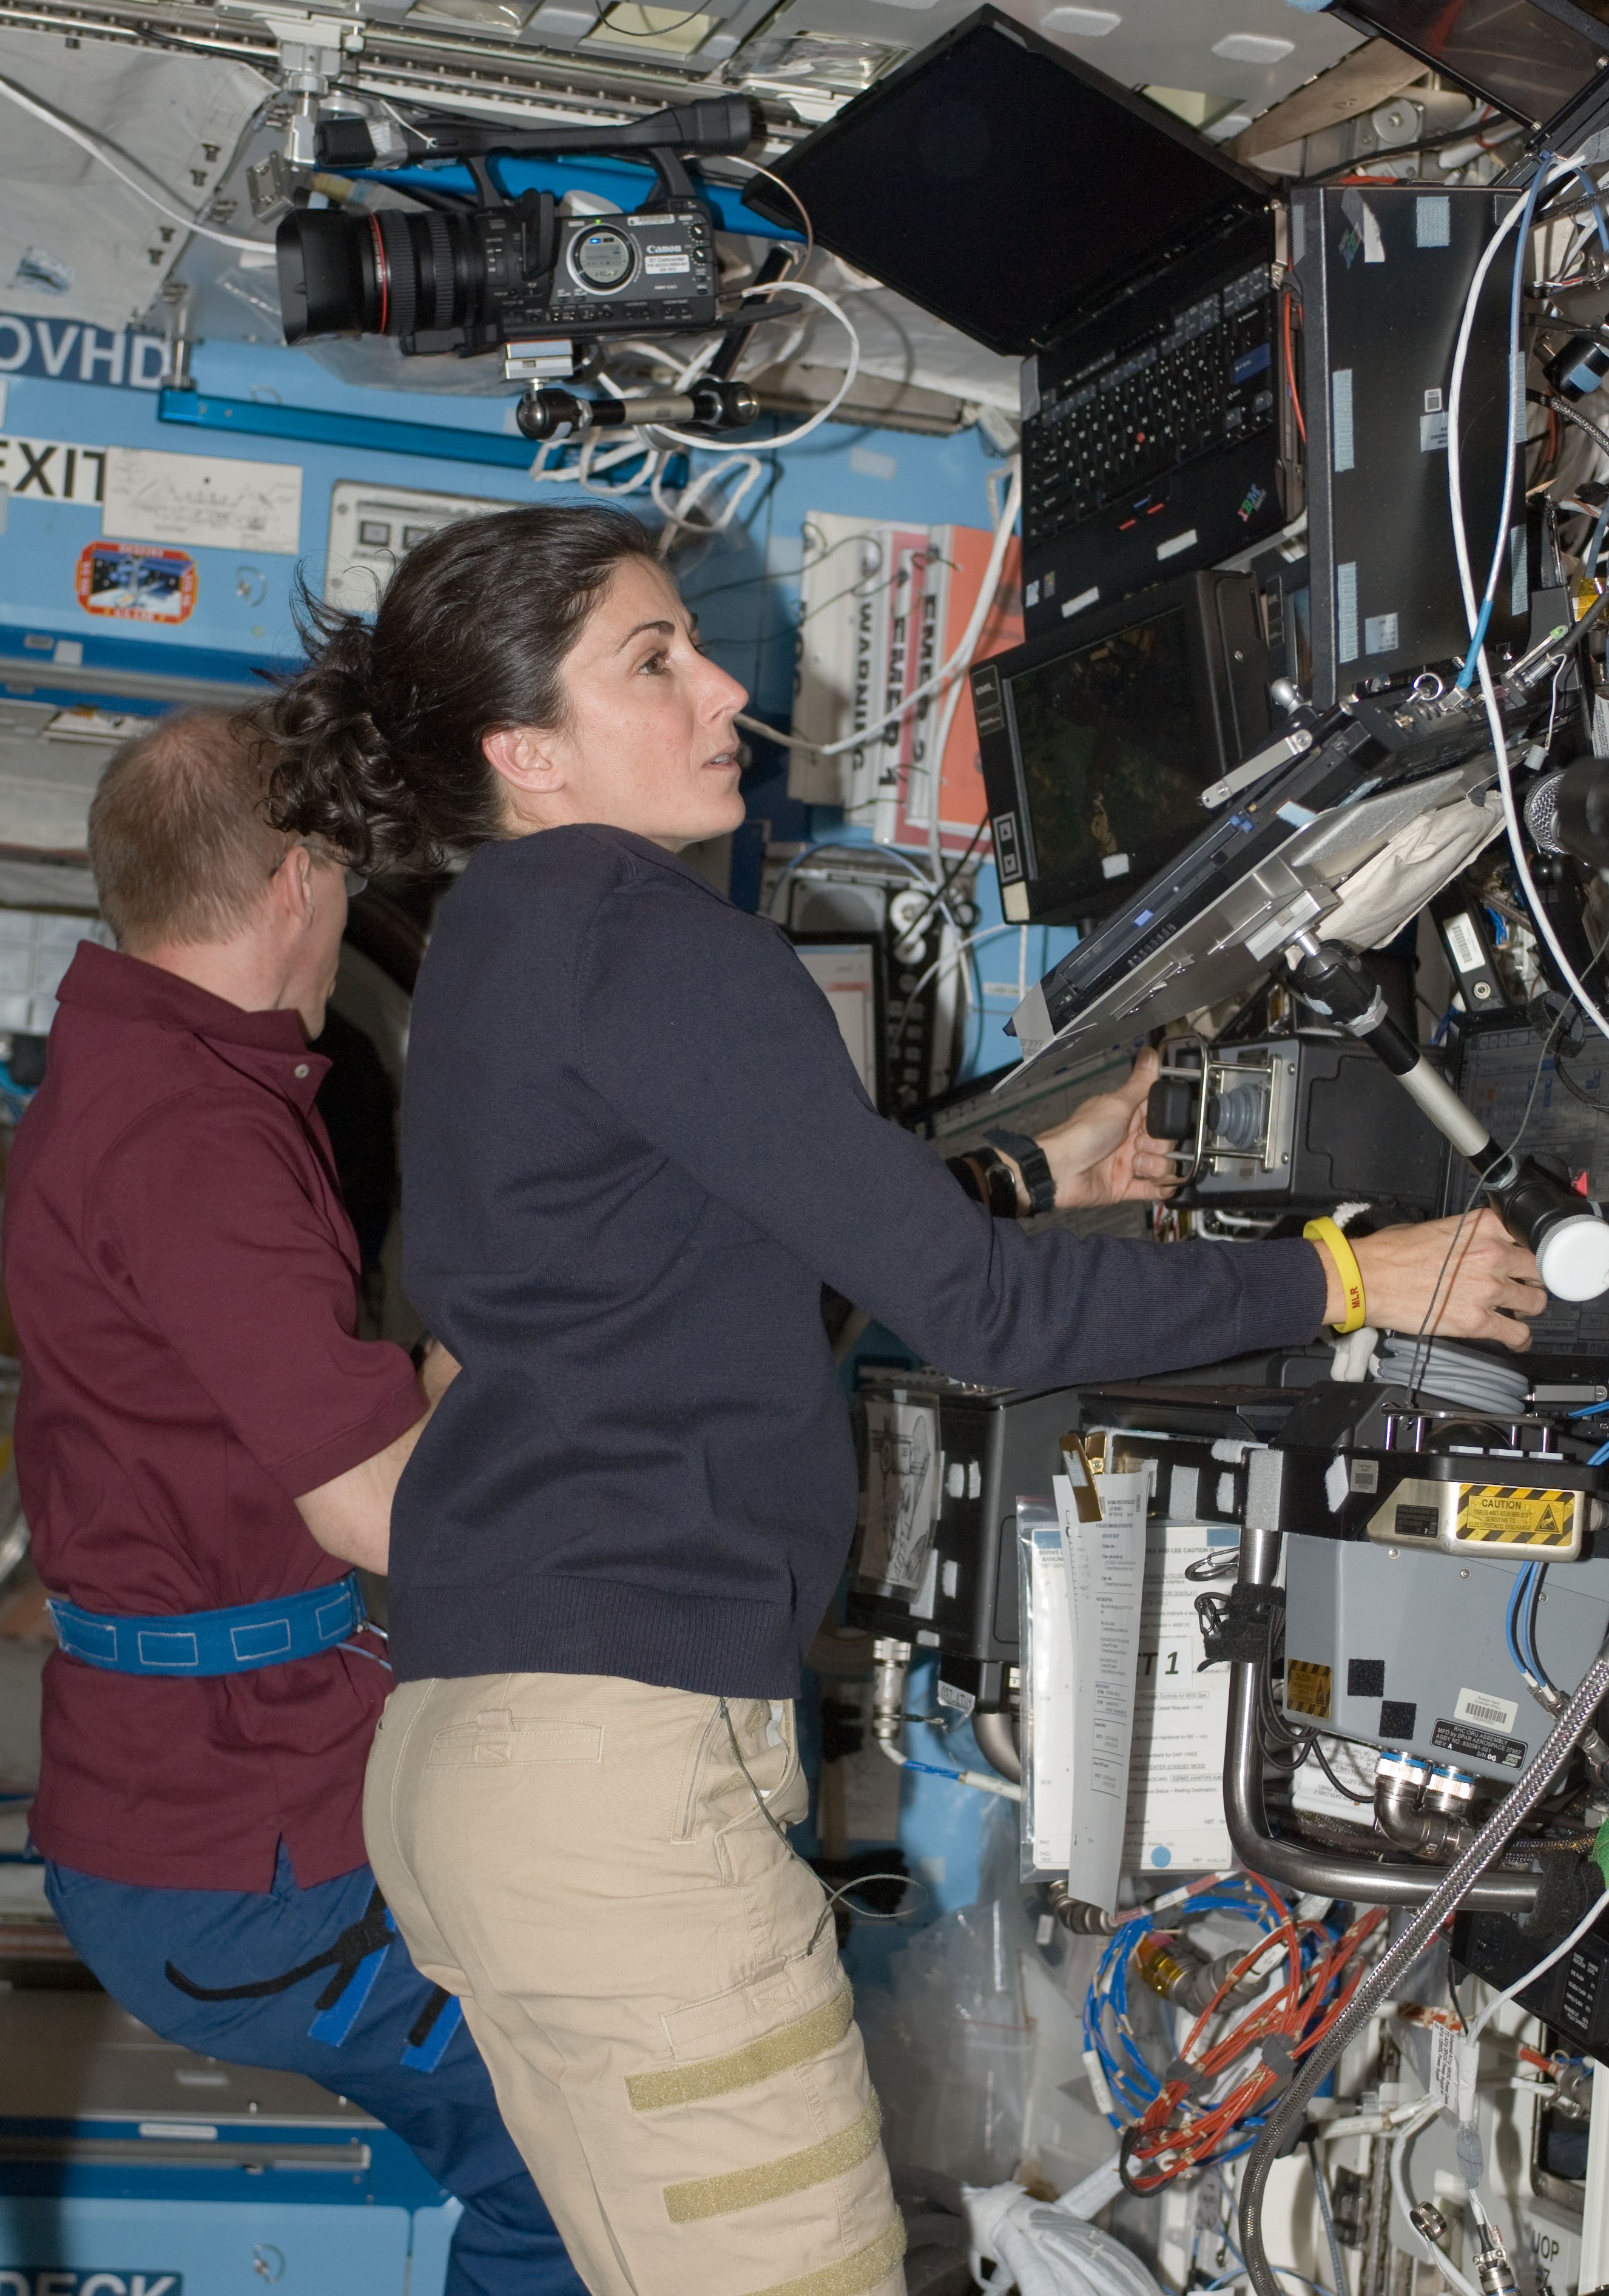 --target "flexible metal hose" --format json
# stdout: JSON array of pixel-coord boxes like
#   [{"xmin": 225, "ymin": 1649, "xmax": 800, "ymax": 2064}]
[{"xmin": 1236, "ymin": 1628, "xmax": 1609, "ymax": 2296}]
